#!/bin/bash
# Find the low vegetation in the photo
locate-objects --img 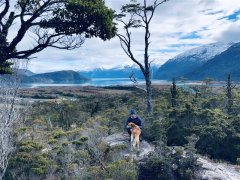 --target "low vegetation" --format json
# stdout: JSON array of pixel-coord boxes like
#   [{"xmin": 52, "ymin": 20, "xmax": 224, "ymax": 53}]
[{"xmin": 3, "ymin": 83, "xmax": 240, "ymax": 179}]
